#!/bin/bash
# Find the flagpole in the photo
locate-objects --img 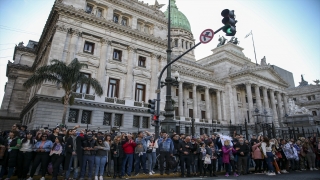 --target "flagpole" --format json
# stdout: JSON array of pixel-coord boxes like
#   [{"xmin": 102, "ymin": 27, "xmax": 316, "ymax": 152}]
[{"xmin": 251, "ymin": 30, "xmax": 258, "ymax": 65}]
